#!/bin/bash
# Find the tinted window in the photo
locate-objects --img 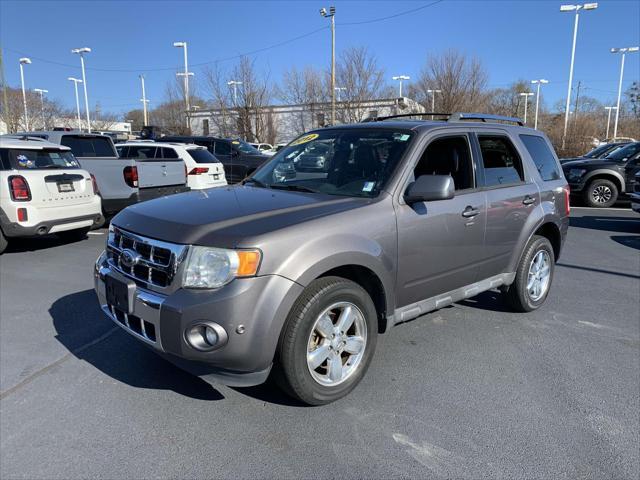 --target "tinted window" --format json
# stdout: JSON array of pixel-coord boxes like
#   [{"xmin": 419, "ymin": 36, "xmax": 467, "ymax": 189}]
[
  {"xmin": 478, "ymin": 136, "xmax": 524, "ymax": 187},
  {"xmin": 125, "ymin": 146, "xmax": 158, "ymax": 159},
  {"xmin": 232, "ymin": 140, "xmax": 261, "ymax": 154},
  {"xmin": 605, "ymin": 142, "xmax": 640, "ymax": 162},
  {"xmin": 584, "ymin": 144, "xmax": 615, "ymax": 159},
  {"xmin": 215, "ymin": 141, "xmax": 232, "ymax": 156},
  {"xmin": 413, "ymin": 136, "xmax": 474, "ymax": 190},
  {"xmin": 519, "ymin": 135, "xmax": 561, "ymax": 181},
  {"xmin": 161, "ymin": 147, "xmax": 179, "ymax": 159},
  {"xmin": 187, "ymin": 149, "xmax": 220, "ymax": 164},
  {"xmin": 4, "ymin": 148, "xmax": 80, "ymax": 170},
  {"xmin": 61, "ymin": 135, "xmax": 115, "ymax": 157}
]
